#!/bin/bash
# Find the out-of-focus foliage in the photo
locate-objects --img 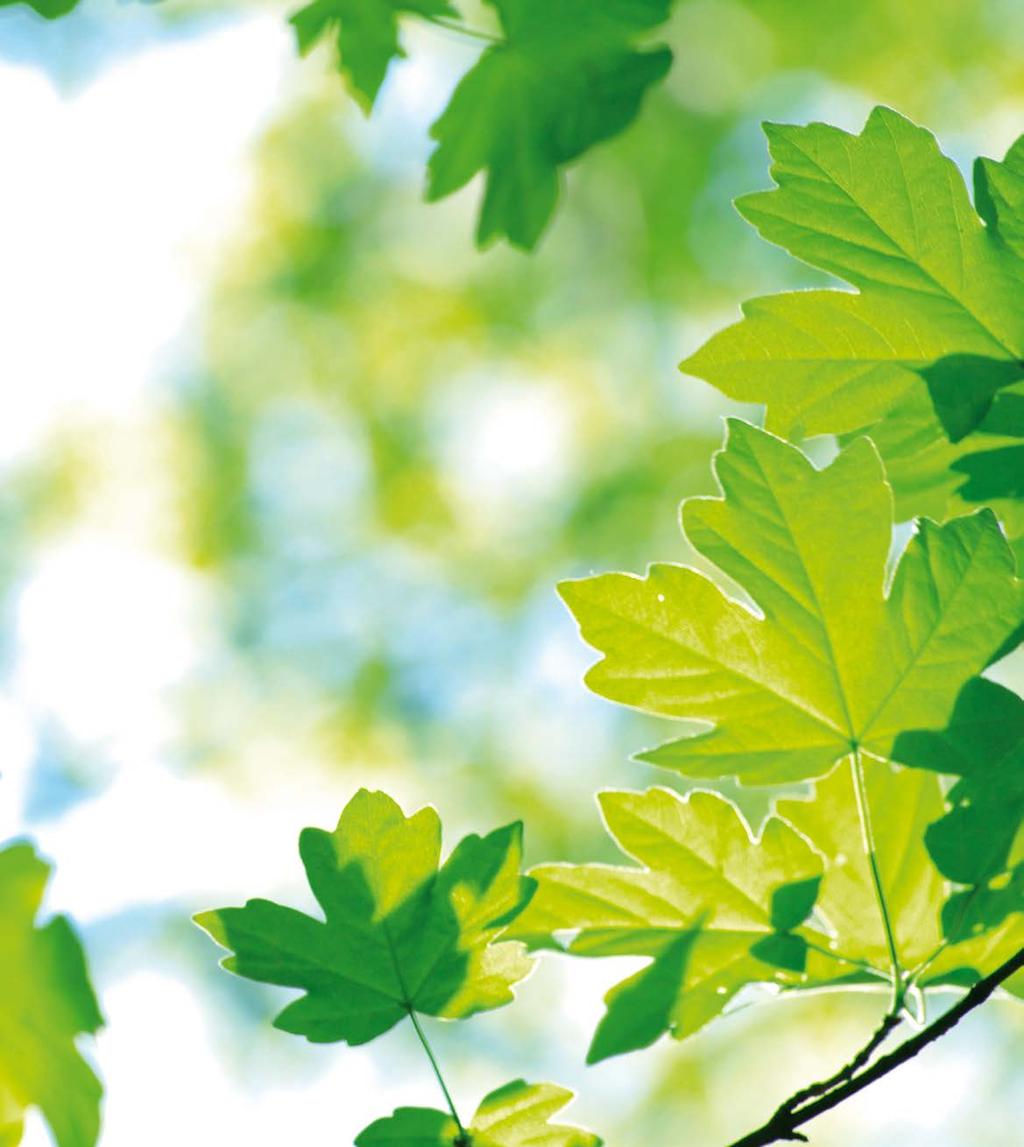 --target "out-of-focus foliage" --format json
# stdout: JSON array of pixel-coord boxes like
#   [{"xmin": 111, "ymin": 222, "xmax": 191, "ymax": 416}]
[
  {"xmin": 357, "ymin": 1079, "xmax": 602, "ymax": 1147},
  {"xmin": 2, "ymin": 2, "xmax": 1024, "ymax": 1146},
  {"xmin": 425, "ymin": 0, "xmax": 673, "ymax": 248},
  {"xmin": 0, "ymin": 0, "xmax": 79, "ymax": 17},
  {"xmin": 0, "ymin": 843, "xmax": 102, "ymax": 1147}
]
